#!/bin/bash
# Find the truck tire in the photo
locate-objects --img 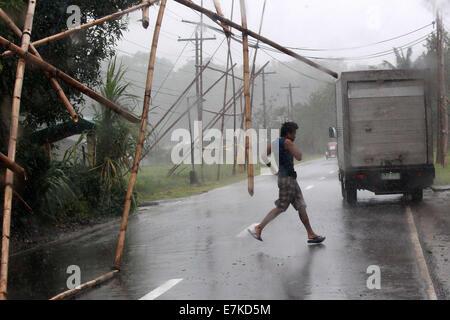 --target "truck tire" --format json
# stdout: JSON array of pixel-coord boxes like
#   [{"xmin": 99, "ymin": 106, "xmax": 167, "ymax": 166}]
[
  {"xmin": 342, "ymin": 181, "xmax": 357, "ymax": 203},
  {"xmin": 411, "ymin": 189, "xmax": 423, "ymax": 202}
]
